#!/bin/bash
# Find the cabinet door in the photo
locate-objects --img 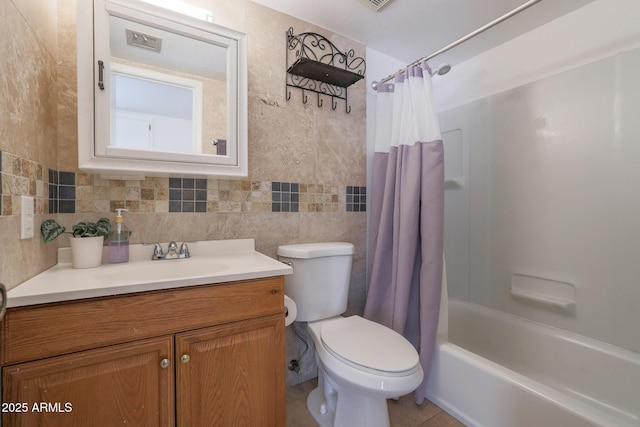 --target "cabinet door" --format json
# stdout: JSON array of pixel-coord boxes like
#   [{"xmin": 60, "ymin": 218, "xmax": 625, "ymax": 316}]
[
  {"xmin": 3, "ymin": 336, "xmax": 174, "ymax": 427},
  {"xmin": 176, "ymin": 314, "xmax": 285, "ymax": 427}
]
